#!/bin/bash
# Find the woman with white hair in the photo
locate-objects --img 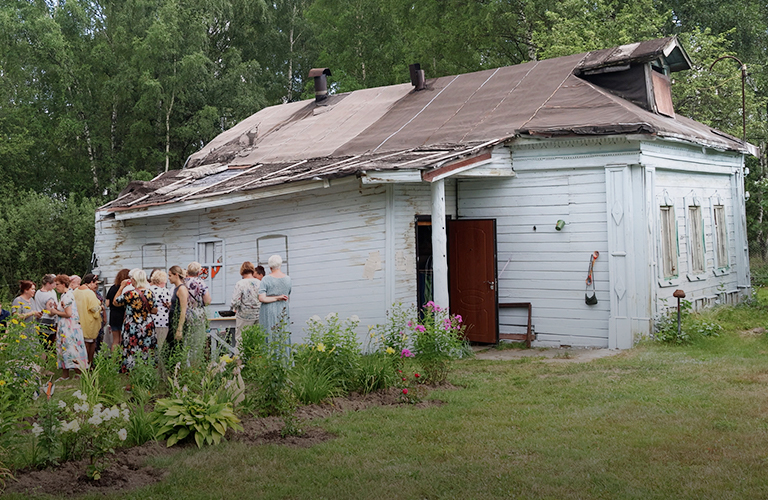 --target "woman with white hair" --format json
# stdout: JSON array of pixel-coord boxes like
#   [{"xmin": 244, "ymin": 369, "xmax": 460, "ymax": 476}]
[
  {"xmin": 258, "ymin": 255, "xmax": 292, "ymax": 340},
  {"xmin": 184, "ymin": 261, "xmax": 211, "ymax": 365},
  {"xmin": 113, "ymin": 268, "xmax": 157, "ymax": 373}
]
